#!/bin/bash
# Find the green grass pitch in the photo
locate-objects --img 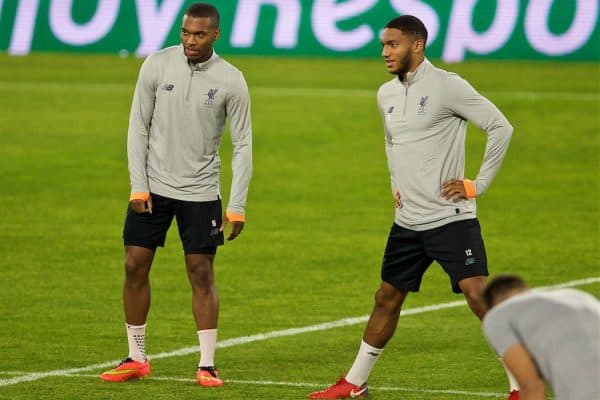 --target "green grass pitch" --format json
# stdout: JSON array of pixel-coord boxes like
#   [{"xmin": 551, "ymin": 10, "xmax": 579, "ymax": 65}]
[{"xmin": 0, "ymin": 53, "xmax": 598, "ymax": 399}]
